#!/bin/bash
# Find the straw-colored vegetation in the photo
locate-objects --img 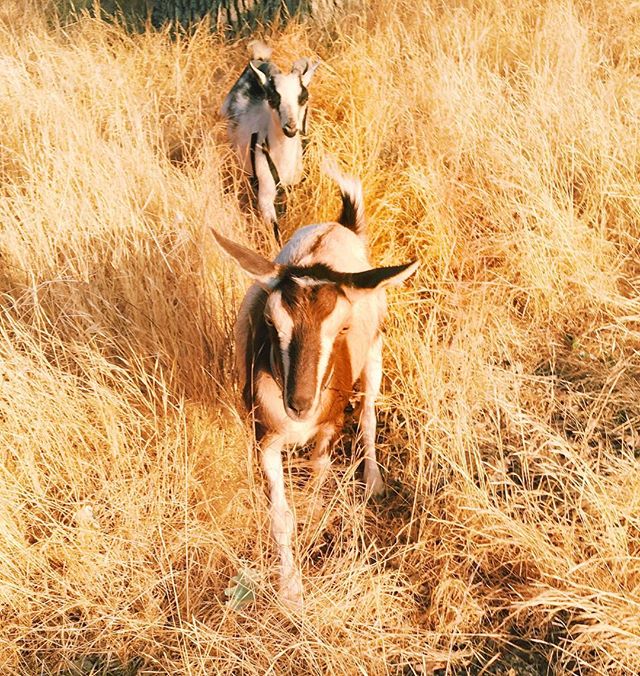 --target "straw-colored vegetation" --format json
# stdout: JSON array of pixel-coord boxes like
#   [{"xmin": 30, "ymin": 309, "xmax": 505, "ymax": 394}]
[{"xmin": 1, "ymin": 0, "xmax": 640, "ymax": 673}]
